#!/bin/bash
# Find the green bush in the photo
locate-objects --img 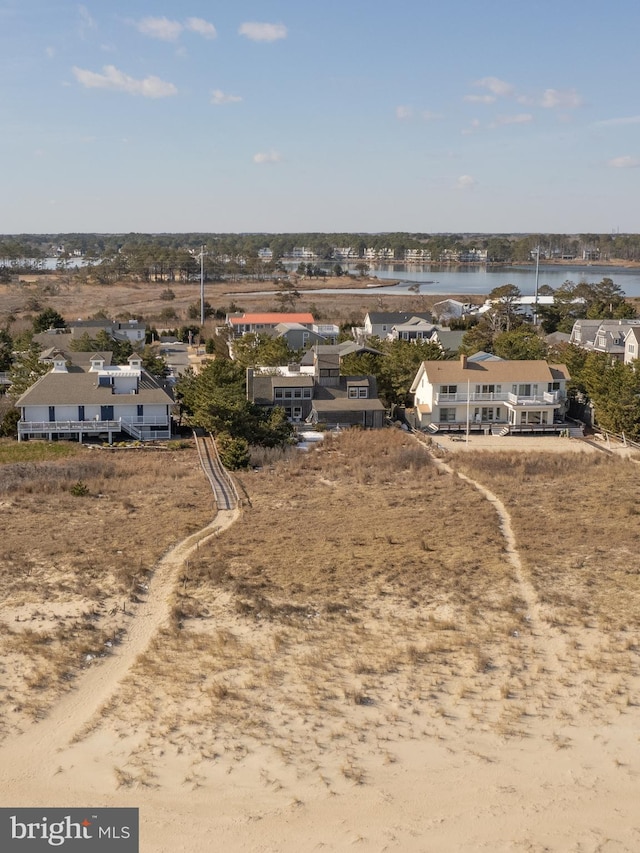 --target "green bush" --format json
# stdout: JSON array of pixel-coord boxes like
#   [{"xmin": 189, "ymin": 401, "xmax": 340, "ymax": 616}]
[
  {"xmin": 69, "ymin": 481, "xmax": 90, "ymax": 497},
  {"xmin": 217, "ymin": 432, "xmax": 250, "ymax": 470}
]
